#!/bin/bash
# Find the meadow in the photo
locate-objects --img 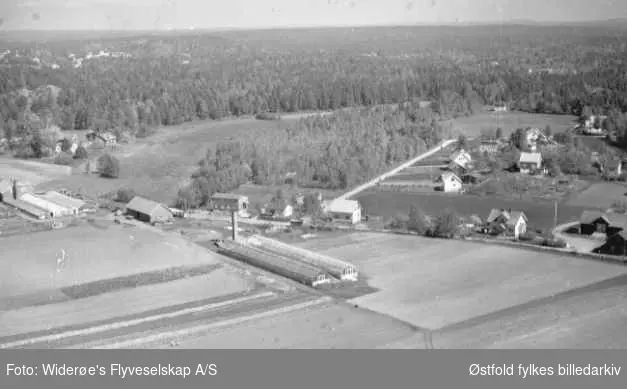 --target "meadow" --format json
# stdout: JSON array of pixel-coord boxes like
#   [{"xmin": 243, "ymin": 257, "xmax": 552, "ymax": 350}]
[
  {"xmin": 0, "ymin": 220, "xmax": 244, "ymax": 298},
  {"xmin": 444, "ymin": 111, "xmax": 578, "ymax": 138},
  {"xmin": 566, "ymin": 182, "xmax": 627, "ymax": 209},
  {"xmin": 296, "ymin": 233, "xmax": 627, "ymax": 331},
  {"xmin": 39, "ymin": 115, "xmax": 308, "ymax": 203}
]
